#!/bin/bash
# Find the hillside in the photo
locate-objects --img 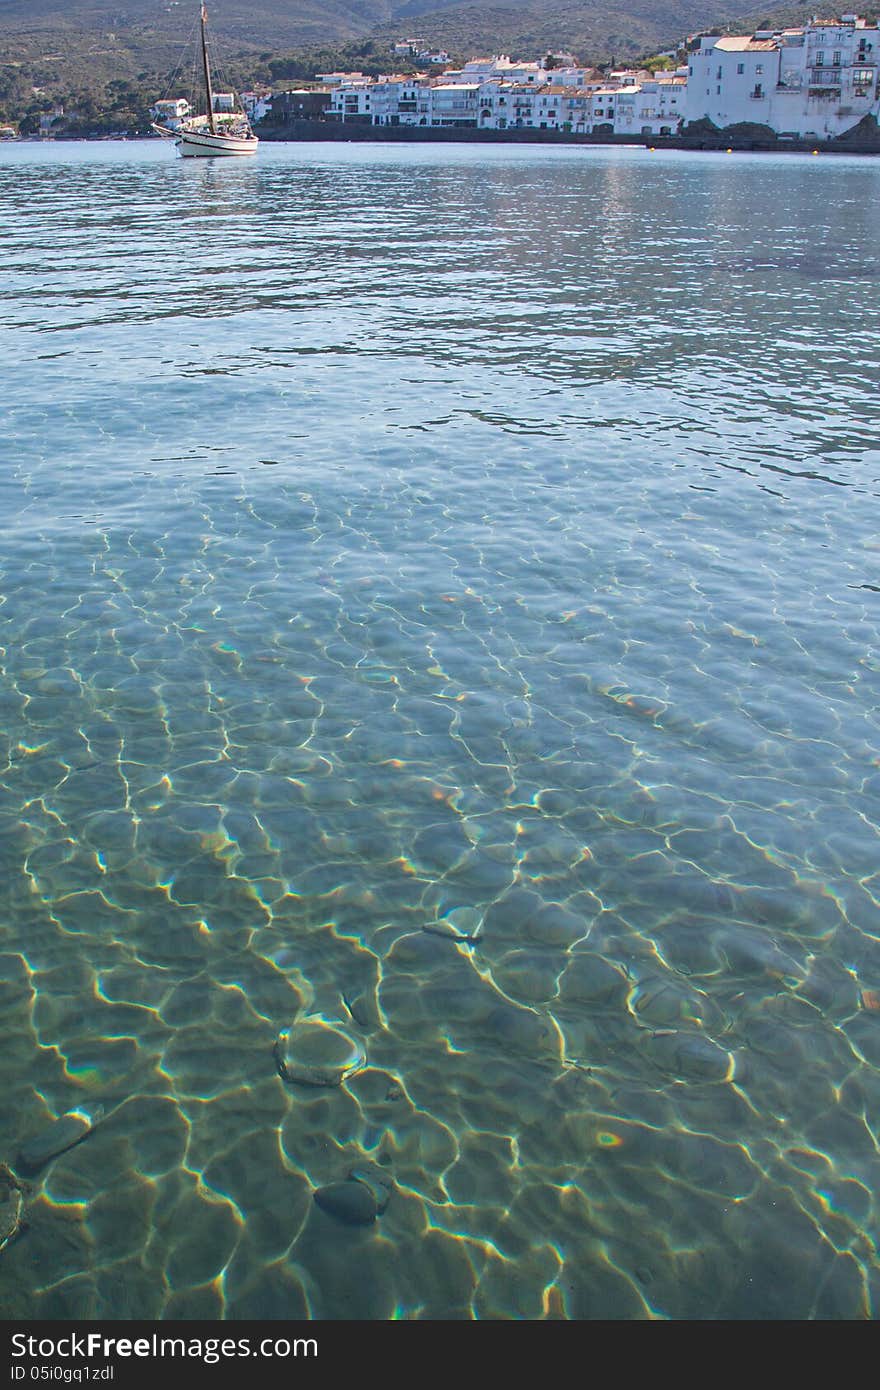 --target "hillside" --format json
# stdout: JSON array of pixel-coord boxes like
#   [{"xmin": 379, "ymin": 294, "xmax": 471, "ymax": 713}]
[{"xmin": 0, "ymin": 0, "xmax": 836, "ymax": 63}]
